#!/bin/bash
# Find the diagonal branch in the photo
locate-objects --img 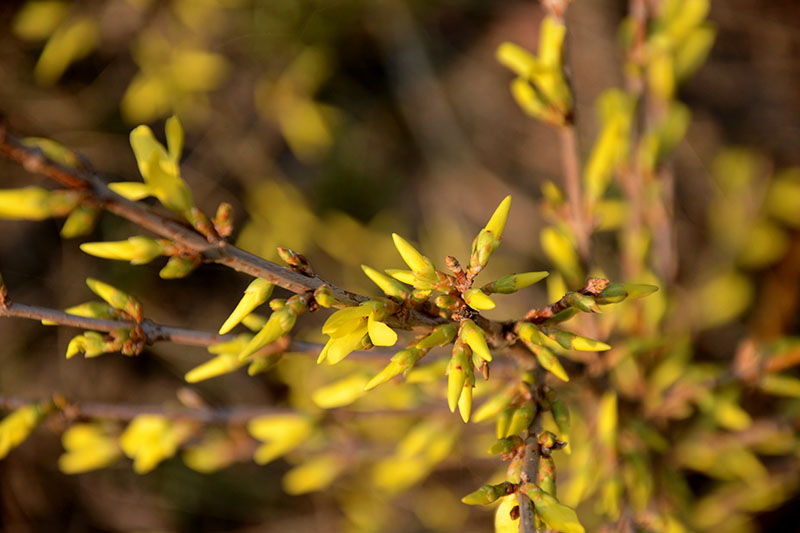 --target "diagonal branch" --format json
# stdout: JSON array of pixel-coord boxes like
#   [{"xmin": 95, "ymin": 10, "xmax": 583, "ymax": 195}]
[
  {"xmin": 0, "ymin": 123, "xmax": 444, "ymax": 331},
  {"xmin": 0, "ymin": 298, "xmax": 392, "ymax": 360},
  {"xmin": 0, "ymin": 395, "xmax": 448, "ymax": 425}
]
